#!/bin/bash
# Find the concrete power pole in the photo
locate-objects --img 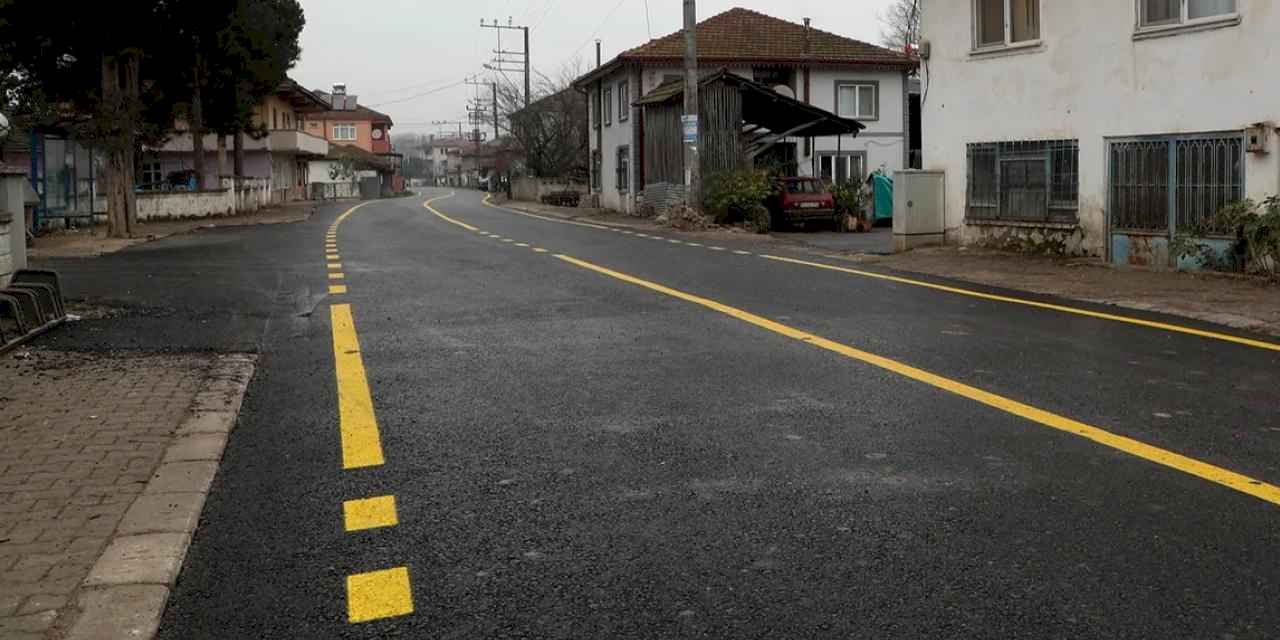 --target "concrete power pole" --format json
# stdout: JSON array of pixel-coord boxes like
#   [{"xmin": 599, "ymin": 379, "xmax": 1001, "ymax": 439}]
[
  {"xmin": 683, "ymin": 0, "xmax": 700, "ymax": 209},
  {"xmin": 523, "ymin": 27, "xmax": 531, "ymax": 110}
]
